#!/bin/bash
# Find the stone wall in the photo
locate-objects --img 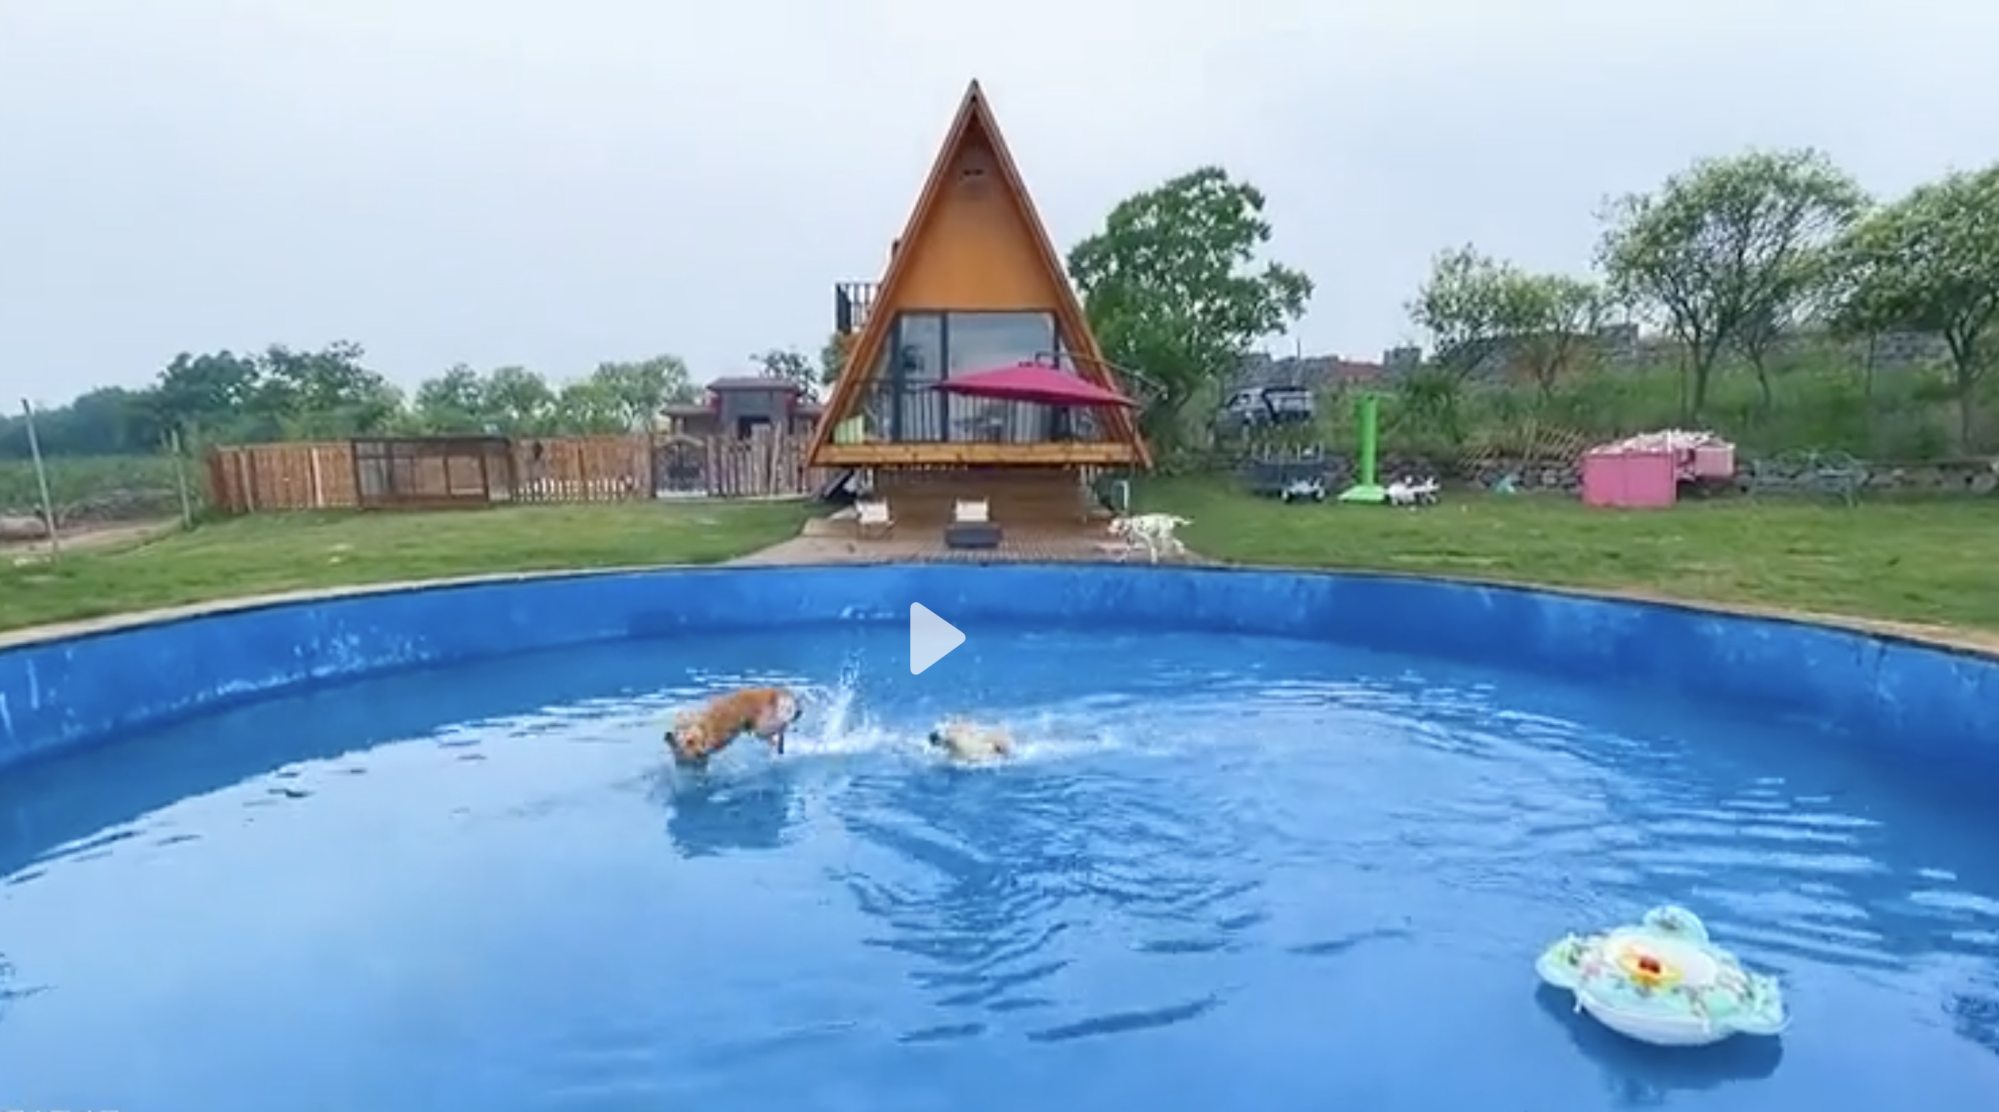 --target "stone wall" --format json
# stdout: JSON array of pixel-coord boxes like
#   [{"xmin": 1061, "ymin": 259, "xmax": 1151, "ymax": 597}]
[{"xmin": 1254, "ymin": 451, "xmax": 1997, "ymax": 496}]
